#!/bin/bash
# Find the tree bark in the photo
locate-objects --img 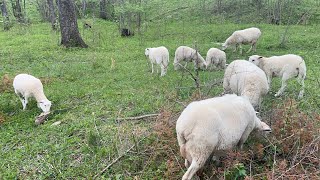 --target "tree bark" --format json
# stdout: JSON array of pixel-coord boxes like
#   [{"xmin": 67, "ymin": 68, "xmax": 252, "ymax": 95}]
[
  {"xmin": 12, "ymin": 0, "xmax": 24, "ymax": 23},
  {"xmin": 1, "ymin": 0, "xmax": 10, "ymax": 30},
  {"xmin": 82, "ymin": 0, "xmax": 86, "ymax": 17},
  {"xmin": 47, "ymin": 0, "xmax": 57, "ymax": 30},
  {"xmin": 57, "ymin": 0, "xmax": 88, "ymax": 48},
  {"xmin": 99, "ymin": 0, "xmax": 107, "ymax": 19}
]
